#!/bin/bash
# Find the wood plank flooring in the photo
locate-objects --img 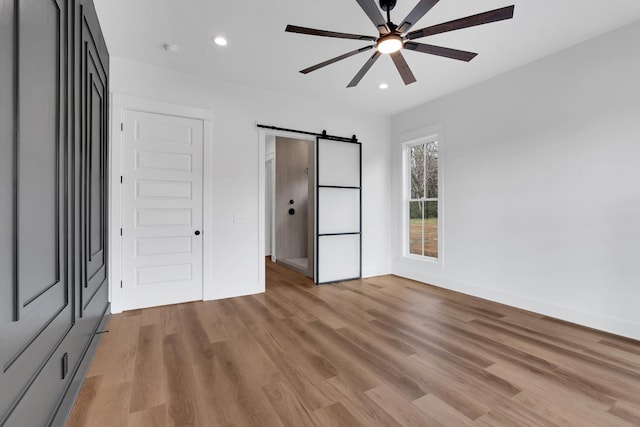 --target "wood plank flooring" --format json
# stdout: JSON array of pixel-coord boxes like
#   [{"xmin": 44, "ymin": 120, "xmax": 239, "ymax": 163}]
[{"xmin": 67, "ymin": 260, "xmax": 640, "ymax": 426}]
